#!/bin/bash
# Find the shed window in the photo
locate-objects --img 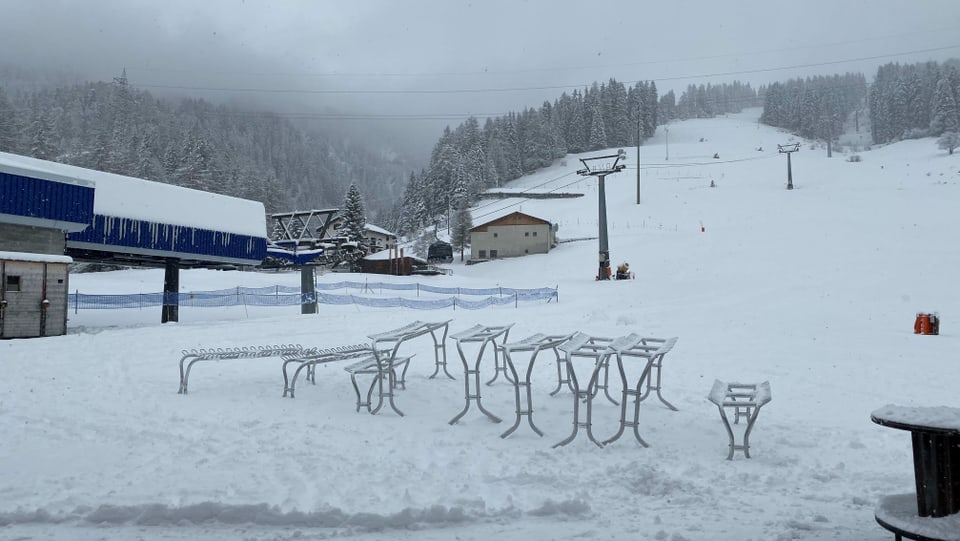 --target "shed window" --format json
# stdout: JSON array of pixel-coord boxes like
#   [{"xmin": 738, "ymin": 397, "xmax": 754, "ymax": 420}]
[
  {"xmin": 490, "ymin": 250, "xmax": 498, "ymax": 258},
  {"xmin": 532, "ymin": 231, "xmax": 538, "ymax": 237},
  {"xmin": 493, "ymin": 233, "xmax": 498, "ymax": 238},
  {"xmin": 479, "ymin": 250, "xmax": 486, "ymax": 258},
  {"xmin": 524, "ymin": 232, "xmax": 529, "ymax": 237},
  {"xmin": 5, "ymin": 275, "xmax": 21, "ymax": 292}
]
